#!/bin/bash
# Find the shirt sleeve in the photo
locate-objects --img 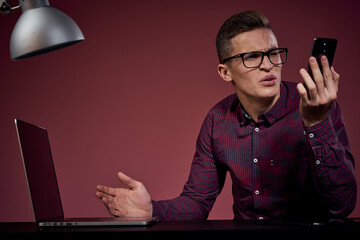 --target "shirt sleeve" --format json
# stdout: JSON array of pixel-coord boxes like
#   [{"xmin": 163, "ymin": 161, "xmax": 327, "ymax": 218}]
[
  {"xmin": 303, "ymin": 101, "xmax": 357, "ymax": 218},
  {"xmin": 152, "ymin": 111, "xmax": 227, "ymax": 220}
]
